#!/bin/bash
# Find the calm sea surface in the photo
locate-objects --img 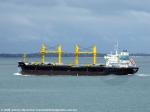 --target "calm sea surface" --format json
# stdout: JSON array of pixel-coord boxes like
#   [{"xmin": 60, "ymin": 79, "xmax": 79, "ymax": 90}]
[{"xmin": 0, "ymin": 57, "xmax": 150, "ymax": 112}]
